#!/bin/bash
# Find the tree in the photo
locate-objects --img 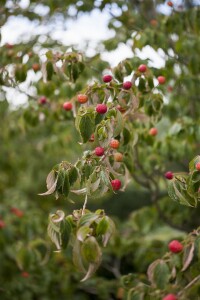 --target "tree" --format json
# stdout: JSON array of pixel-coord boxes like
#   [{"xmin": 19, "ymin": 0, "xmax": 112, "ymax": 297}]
[{"xmin": 0, "ymin": 1, "xmax": 200, "ymax": 299}]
